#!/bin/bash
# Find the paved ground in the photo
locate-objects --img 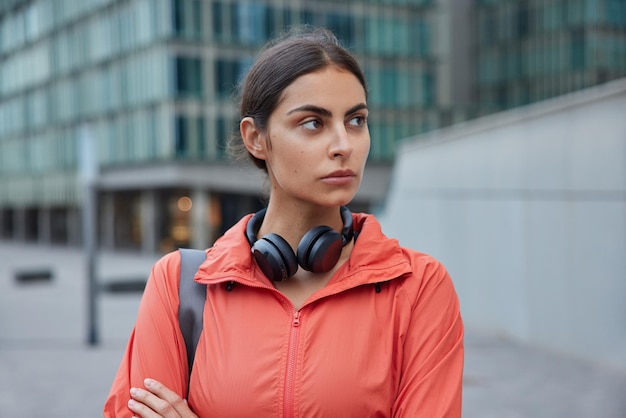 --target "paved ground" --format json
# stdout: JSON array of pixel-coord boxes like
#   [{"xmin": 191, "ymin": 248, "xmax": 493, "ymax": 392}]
[{"xmin": 1, "ymin": 242, "xmax": 625, "ymax": 417}]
